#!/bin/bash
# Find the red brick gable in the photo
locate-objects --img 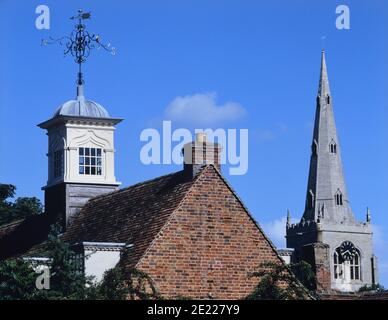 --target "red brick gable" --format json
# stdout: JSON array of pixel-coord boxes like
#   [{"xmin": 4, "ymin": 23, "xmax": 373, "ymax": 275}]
[
  {"xmin": 133, "ymin": 165, "xmax": 285, "ymax": 299},
  {"xmin": 62, "ymin": 170, "xmax": 194, "ymax": 267}
]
